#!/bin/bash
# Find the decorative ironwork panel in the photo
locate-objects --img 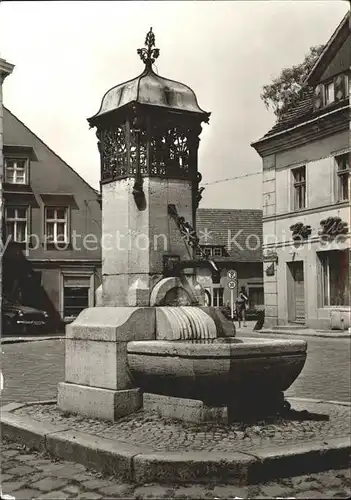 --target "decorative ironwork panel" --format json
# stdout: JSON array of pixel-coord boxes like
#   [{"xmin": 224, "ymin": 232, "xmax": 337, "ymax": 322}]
[
  {"xmin": 290, "ymin": 222, "xmax": 312, "ymax": 241},
  {"xmin": 130, "ymin": 129, "xmax": 148, "ymax": 176},
  {"xmin": 150, "ymin": 125, "xmax": 193, "ymax": 178},
  {"xmin": 319, "ymin": 217, "xmax": 349, "ymax": 239},
  {"xmin": 101, "ymin": 125, "xmax": 128, "ymax": 181}
]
